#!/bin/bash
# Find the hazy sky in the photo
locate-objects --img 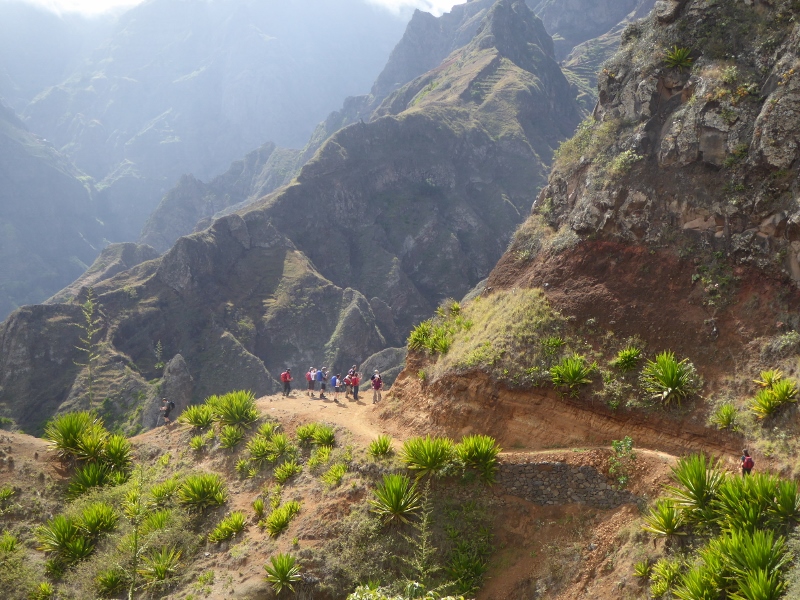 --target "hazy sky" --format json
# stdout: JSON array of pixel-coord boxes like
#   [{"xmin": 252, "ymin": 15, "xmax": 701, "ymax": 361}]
[{"xmin": 6, "ymin": 0, "xmax": 467, "ymax": 16}]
